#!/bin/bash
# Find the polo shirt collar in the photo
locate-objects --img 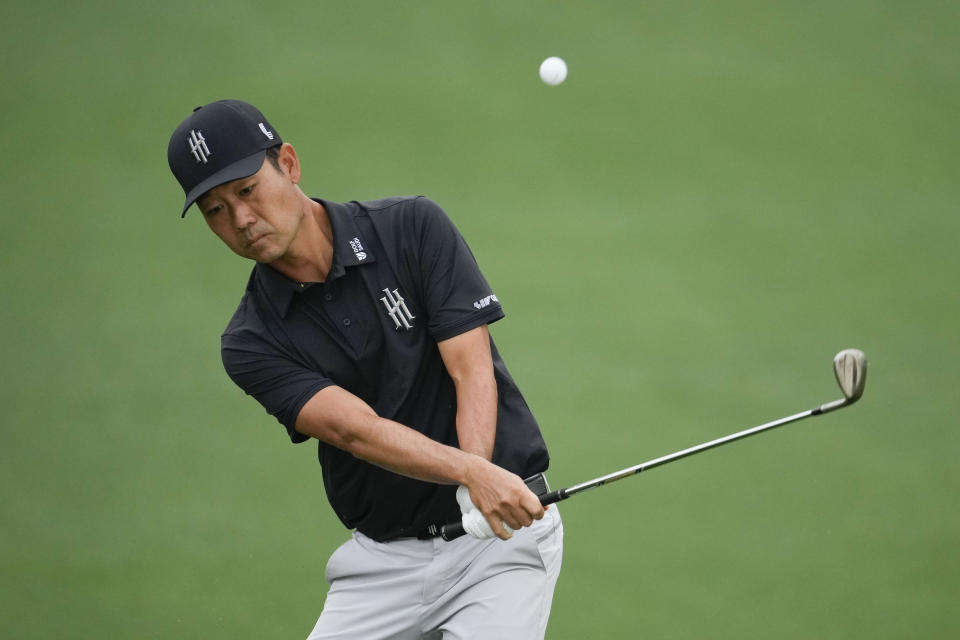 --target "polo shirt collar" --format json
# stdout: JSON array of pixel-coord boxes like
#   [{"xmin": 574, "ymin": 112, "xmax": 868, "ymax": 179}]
[
  {"xmin": 321, "ymin": 199, "xmax": 378, "ymax": 271},
  {"xmin": 251, "ymin": 199, "xmax": 376, "ymax": 317}
]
